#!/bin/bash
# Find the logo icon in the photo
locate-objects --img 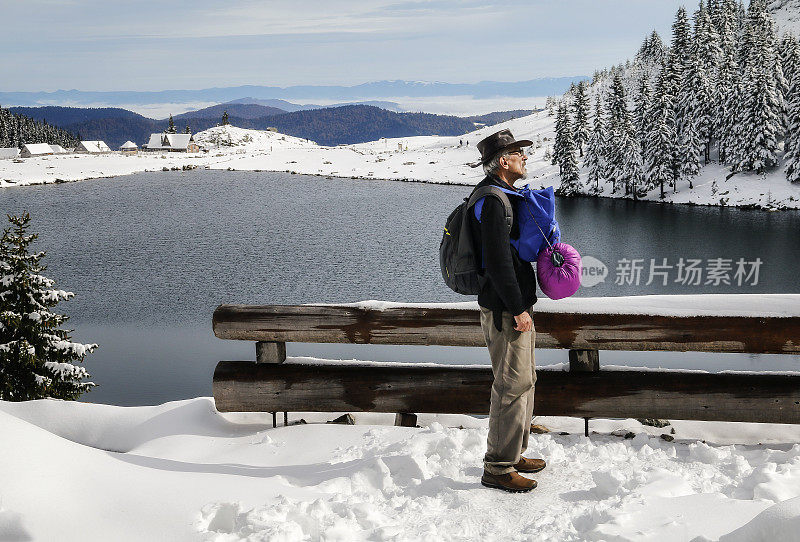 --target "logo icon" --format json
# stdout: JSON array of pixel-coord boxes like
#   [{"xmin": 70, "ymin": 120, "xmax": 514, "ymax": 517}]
[{"xmin": 581, "ymin": 256, "xmax": 608, "ymax": 287}]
